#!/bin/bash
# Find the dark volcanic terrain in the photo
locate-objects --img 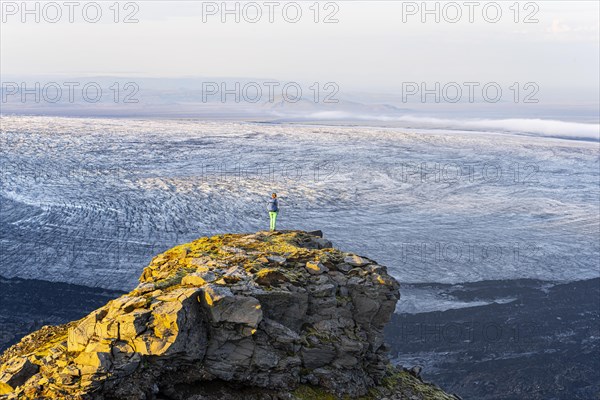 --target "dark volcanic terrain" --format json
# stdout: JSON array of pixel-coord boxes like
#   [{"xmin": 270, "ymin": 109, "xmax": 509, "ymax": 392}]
[
  {"xmin": 386, "ymin": 278, "xmax": 600, "ymax": 400},
  {"xmin": 0, "ymin": 276, "xmax": 124, "ymax": 352},
  {"xmin": 1, "ymin": 275, "xmax": 598, "ymax": 399}
]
